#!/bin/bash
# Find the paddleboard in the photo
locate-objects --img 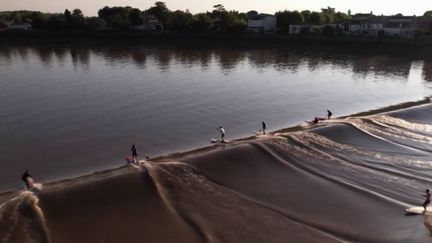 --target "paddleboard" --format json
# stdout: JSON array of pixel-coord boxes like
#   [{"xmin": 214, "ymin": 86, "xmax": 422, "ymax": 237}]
[
  {"xmin": 405, "ymin": 206, "xmax": 432, "ymax": 215},
  {"xmin": 27, "ymin": 177, "xmax": 34, "ymax": 187},
  {"xmin": 32, "ymin": 183, "xmax": 43, "ymax": 191},
  {"xmin": 210, "ymin": 139, "xmax": 228, "ymax": 143},
  {"xmin": 304, "ymin": 121, "xmax": 316, "ymax": 125},
  {"xmin": 125, "ymin": 156, "xmax": 135, "ymax": 164},
  {"xmin": 125, "ymin": 156, "xmax": 141, "ymax": 169}
]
